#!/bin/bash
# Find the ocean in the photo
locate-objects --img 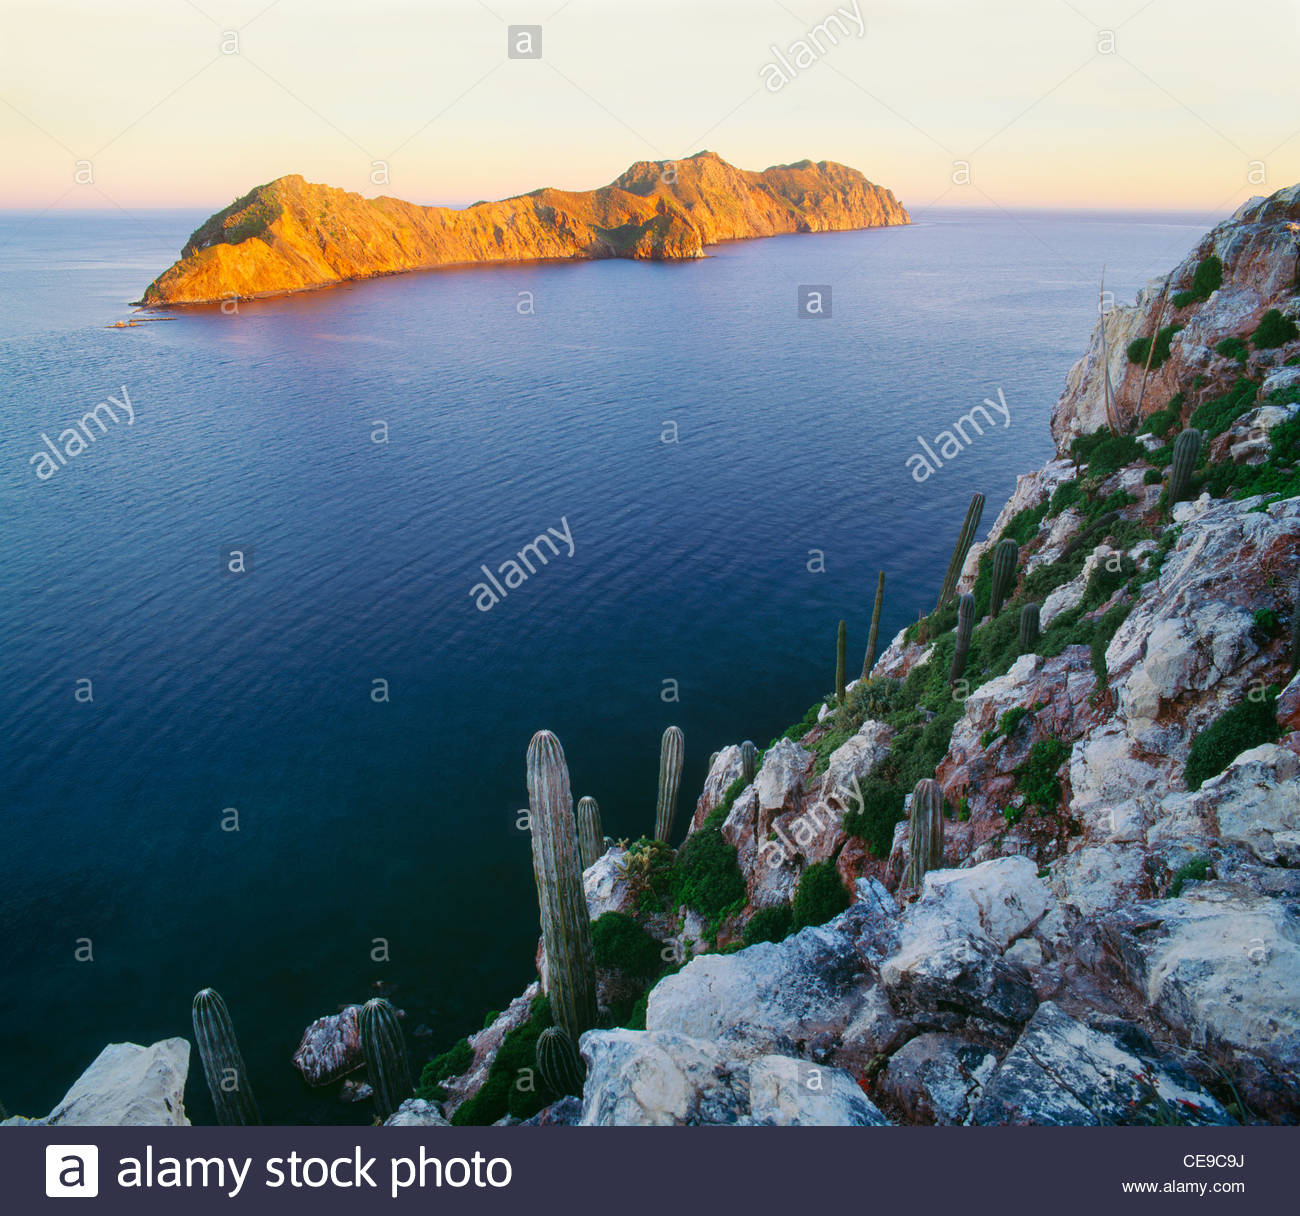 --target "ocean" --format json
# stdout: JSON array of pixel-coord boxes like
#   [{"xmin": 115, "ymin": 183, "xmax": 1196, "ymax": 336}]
[{"xmin": 0, "ymin": 204, "xmax": 1215, "ymax": 1122}]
